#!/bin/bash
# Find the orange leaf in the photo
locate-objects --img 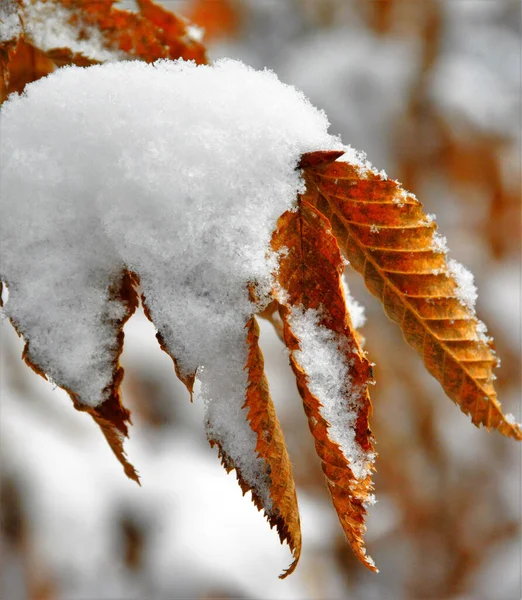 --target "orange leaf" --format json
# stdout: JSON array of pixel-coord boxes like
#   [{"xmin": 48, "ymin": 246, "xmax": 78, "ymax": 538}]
[
  {"xmin": 1, "ymin": 38, "xmax": 55, "ymax": 102},
  {"xmin": 243, "ymin": 315, "xmax": 301, "ymax": 578},
  {"xmin": 1, "ymin": 0, "xmax": 208, "ymax": 104},
  {"xmin": 271, "ymin": 189, "xmax": 377, "ymax": 571},
  {"xmin": 185, "ymin": 0, "xmax": 240, "ymax": 41},
  {"xmin": 57, "ymin": 0, "xmax": 207, "ymax": 63},
  {"xmin": 140, "ymin": 289, "xmax": 301, "ymax": 576},
  {"xmin": 302, "ymin": 152, "xmax": 521, "ymax": 441}
]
